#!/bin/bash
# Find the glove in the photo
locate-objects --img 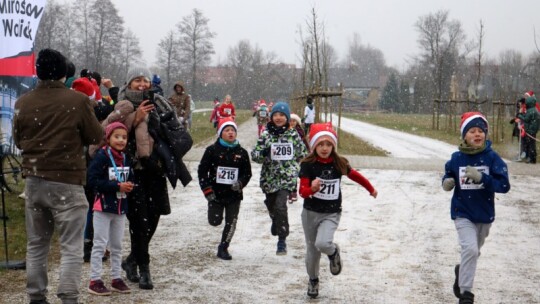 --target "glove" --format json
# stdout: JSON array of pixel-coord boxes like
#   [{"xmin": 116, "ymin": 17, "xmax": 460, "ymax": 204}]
[
  {"xmin": 203, "ymin": 187, "xmax": 216, "ymax": 203},
  {"xmin": 464, "ymin": 166, "xmax": 483, "ymax": 183},
  {"xmin": 231, "ymin": 181, "xmax": 242, "ymax": 192},
  {"xmin": 442, "ymin": 178, "xmax": 455, "ymax": 191}
]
